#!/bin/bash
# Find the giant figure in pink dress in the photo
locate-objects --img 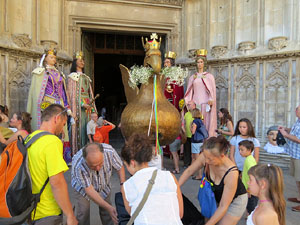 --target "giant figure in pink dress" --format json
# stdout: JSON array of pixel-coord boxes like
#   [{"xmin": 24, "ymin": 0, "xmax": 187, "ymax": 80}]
[{"xmin": 184, "ymin": 49, "xmax": 217, "ymax": 137}]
